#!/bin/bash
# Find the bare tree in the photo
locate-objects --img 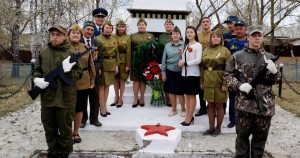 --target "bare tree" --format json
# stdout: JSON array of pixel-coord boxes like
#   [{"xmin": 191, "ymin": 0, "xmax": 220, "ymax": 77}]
[
  {"xmin": 189, "ymin": 0, "xmax": 229, "ymax": 30},
  {"xmin": 11, "ymin": 0, "xmax": 24, "ymax": 77}
]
